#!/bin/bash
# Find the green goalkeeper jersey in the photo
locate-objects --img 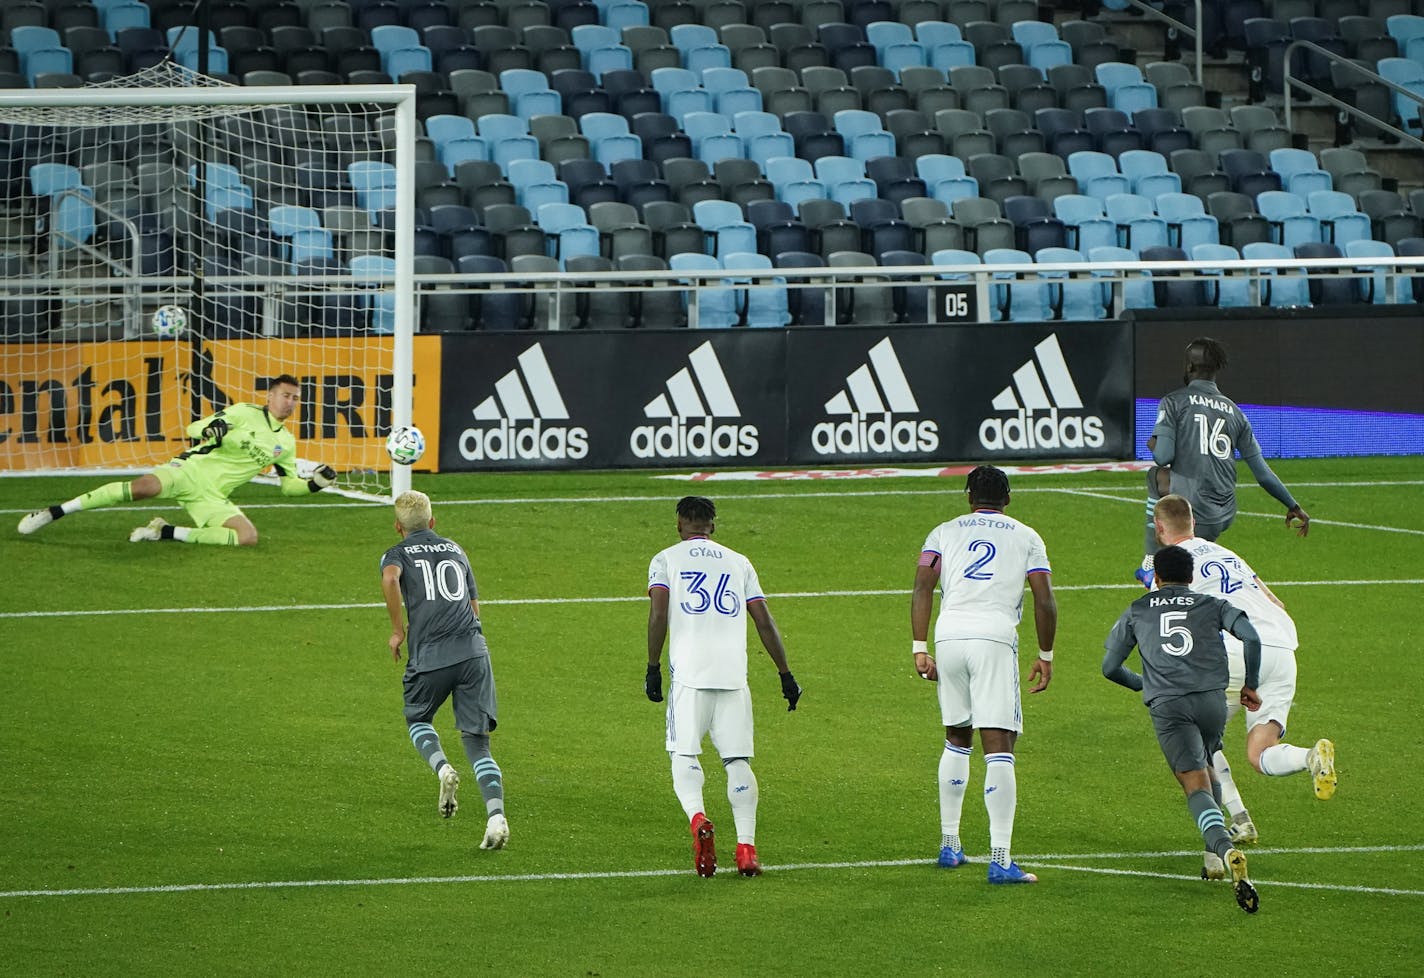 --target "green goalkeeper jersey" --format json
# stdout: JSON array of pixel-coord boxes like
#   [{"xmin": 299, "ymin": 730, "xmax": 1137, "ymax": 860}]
[{"xmin": 176, "ymin": 403, "xmax": 308, "ymax": 498}]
